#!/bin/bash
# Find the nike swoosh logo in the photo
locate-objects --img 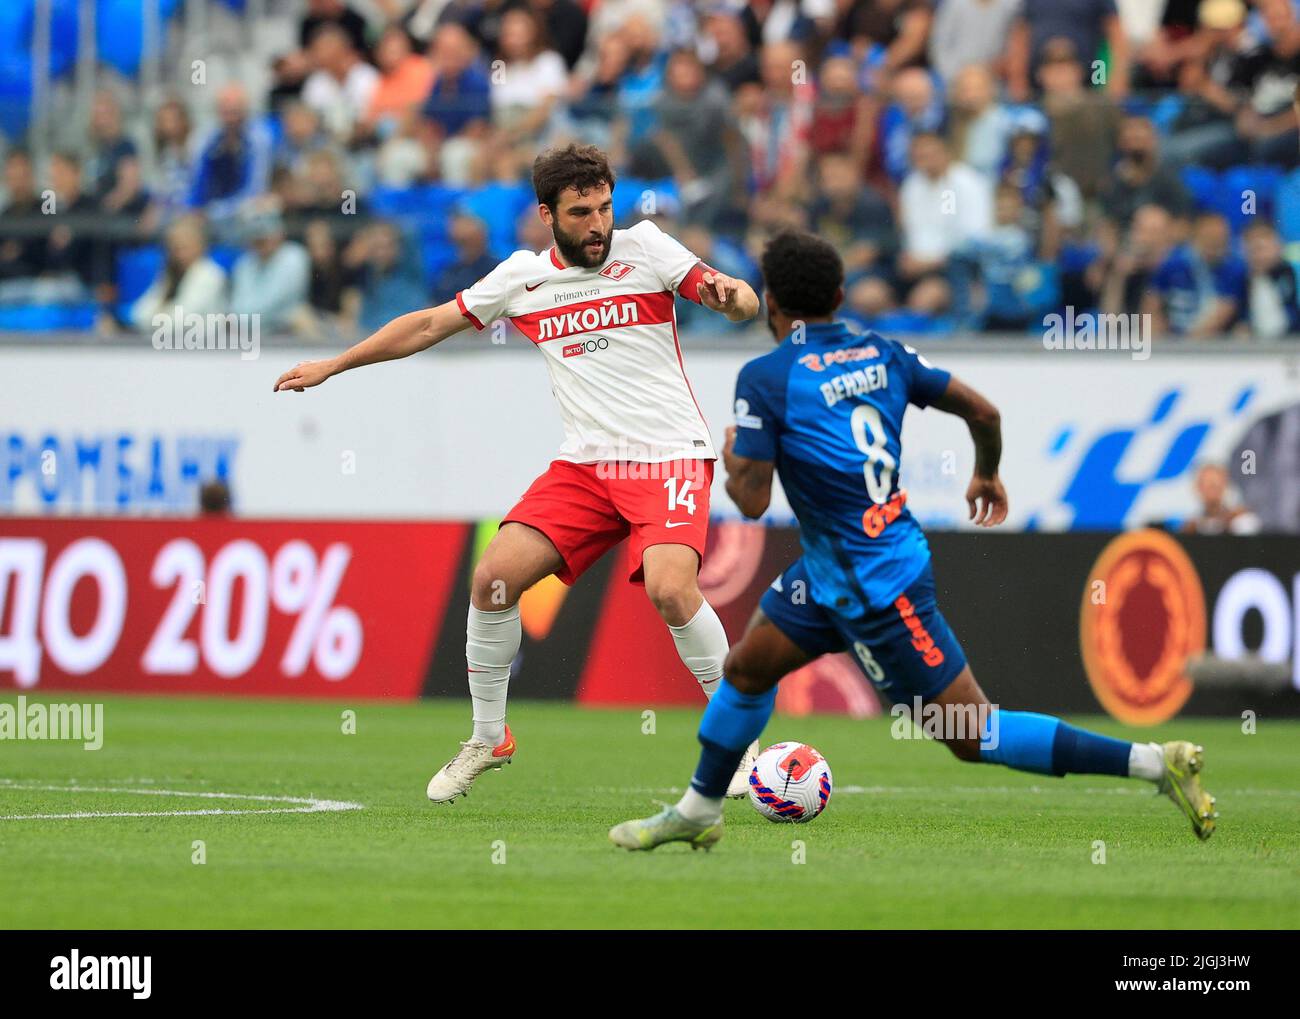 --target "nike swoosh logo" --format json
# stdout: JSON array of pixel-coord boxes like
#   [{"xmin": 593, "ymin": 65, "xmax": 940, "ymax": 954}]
[
  {"xmin": 664, "ymin": 521, "xmax": 691, "ymax": 528},
  {"xmin": 524, "ymin": 280, "xmax": 547, "ymax": 291}
]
